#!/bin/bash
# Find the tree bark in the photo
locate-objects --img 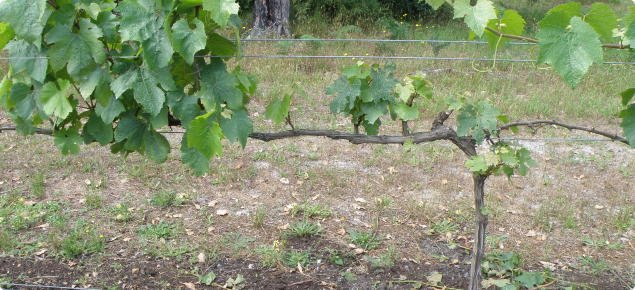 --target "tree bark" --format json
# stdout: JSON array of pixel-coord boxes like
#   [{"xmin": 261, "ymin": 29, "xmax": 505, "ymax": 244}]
[
  {"xmin": 468, "ymin": 173, "xmax": 488, "ymax": 290},
  {"xmin": 251, "ymin": 0, "xmax": 291, "ymax": 38}
]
